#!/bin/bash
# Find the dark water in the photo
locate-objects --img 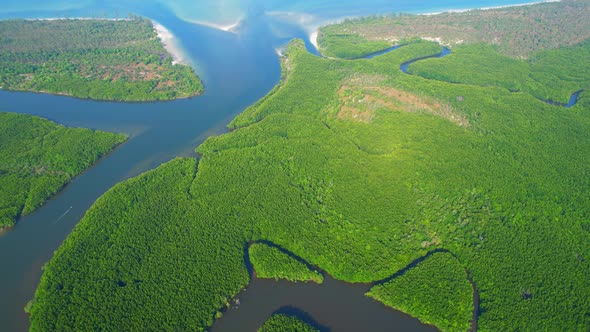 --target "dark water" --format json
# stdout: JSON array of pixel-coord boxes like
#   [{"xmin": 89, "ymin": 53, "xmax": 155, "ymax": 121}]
[
  {"xmin": 360, "ymin": 45, "xmax": 405, "ymax": 60},
  {"xmin": 0, "ymin": 1, "xmax": 541, "ymax": 331},
  {"xmin": 211, "ymin": 275, "xmax": 438, "ymax": 332},
  {"xmin": 400, "ymin": 47, "xmax": 452, "ymax": 74}
]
